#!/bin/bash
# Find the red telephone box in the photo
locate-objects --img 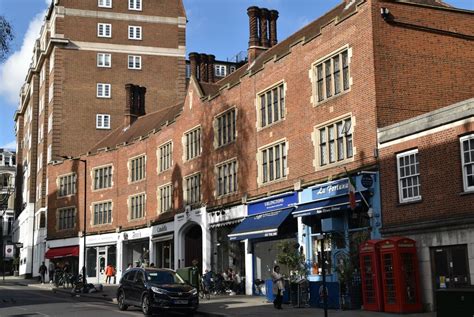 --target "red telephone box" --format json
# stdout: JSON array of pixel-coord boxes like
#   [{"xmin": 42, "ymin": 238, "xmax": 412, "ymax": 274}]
[
  {"xmin": 379, "ymin": 237, "xmax": 422, "ymax": 313},
  {"xmin": 360, "ymin": 240, "xmax": 384, "ymax": 311}
]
